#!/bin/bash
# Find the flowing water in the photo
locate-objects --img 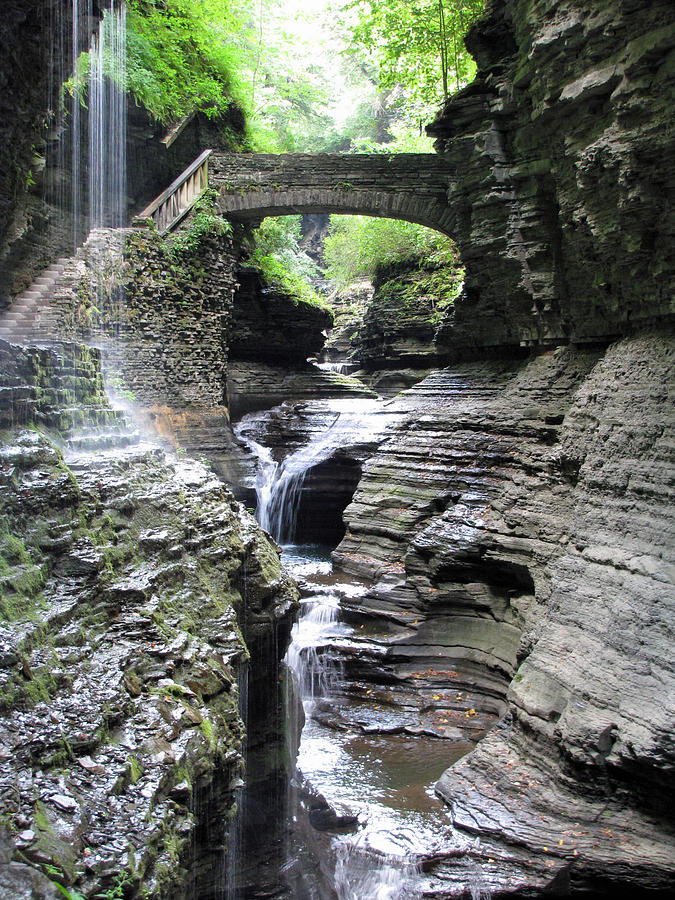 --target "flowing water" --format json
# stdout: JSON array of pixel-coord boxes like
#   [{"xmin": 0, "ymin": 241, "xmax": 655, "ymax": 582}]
[
  {"xmin": 88, "ymin": 0, "xmax": 128, "ymax": 231},
  {"xmin": 235, "ymin": 398, "xmax": 400, "ymax": 544},
  {"xmin": 237, "ymin": 398, "xmax": 478, "ymax": 898},
  {"xmin": 280, "ymin": 544, "xmax": 453, "ymax": 899},
  {"xmin": 47, "ymin": 1, "xmax": 128, "ymax": 248}
]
